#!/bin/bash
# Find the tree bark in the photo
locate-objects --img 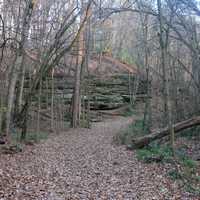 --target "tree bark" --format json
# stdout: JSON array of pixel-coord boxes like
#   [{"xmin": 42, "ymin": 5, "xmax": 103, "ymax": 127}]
[
  {"xmin": 5, "ymin": 0, "xmax": 35, "ymax": 137},
  {"xmin": 72, "ymin": 1, "xmax": 91, "ymax": 128},
  {"xmin": 51, "ymin": 69, "xmax": 55, "ymax": 132}
]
